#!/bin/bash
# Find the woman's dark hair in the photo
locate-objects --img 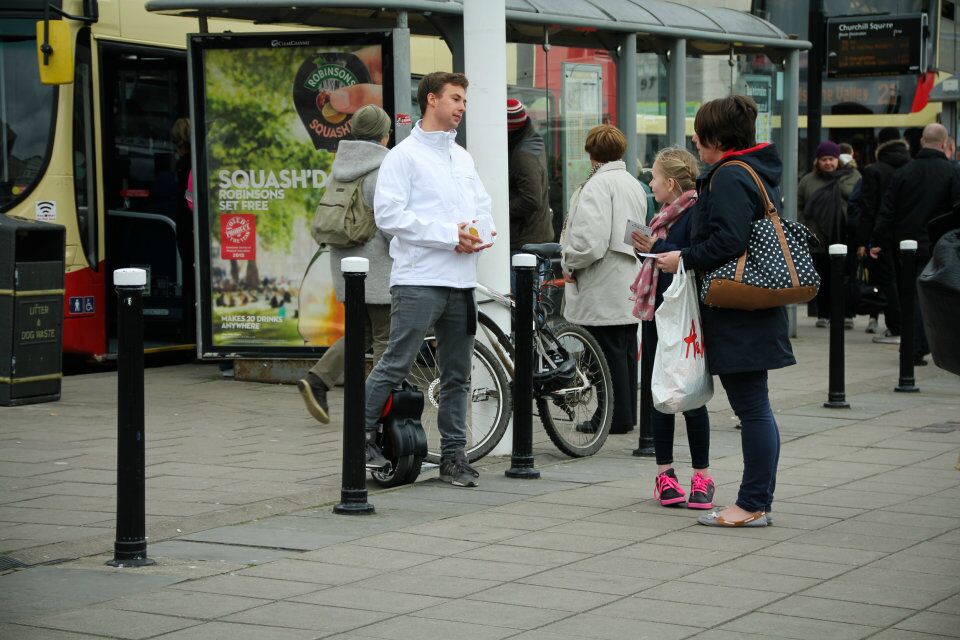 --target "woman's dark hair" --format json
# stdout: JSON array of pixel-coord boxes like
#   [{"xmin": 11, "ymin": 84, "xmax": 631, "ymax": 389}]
[
  {"xmin": 417, "ymin": 72, "xmax": 469, "ymax": 114},
  {"xmin": 693, "ymin": 95, "xmax": 758, "ymax": 152}
]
